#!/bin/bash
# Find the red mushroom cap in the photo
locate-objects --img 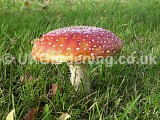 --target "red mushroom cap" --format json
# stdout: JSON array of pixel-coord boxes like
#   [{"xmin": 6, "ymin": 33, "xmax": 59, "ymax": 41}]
[{"xmin": 32, "ymin": 26, "xmax": 122, "ymax": 63}]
